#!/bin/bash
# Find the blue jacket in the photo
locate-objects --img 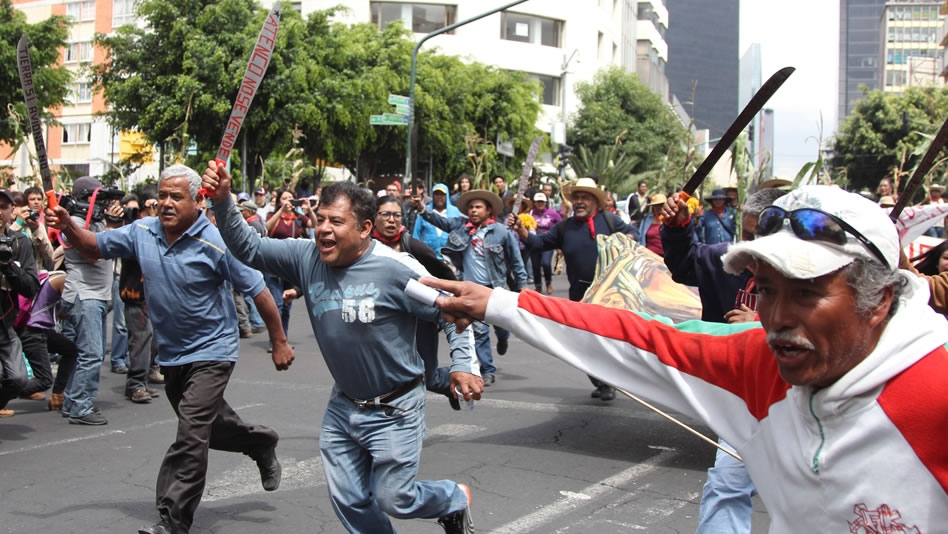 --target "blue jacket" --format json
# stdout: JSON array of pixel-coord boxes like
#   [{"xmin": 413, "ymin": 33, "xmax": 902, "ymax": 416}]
[
  {"xmin": 524, "ymin": 210, "xmax": 636, "ymax": 301},
  {"xmin": 412, "ymin": 194, "xmax": 461, "ymax": 260},
  {"xmin": 418, "ymin": 208, "xmax": 527, "ymax": 291},
  {"xmin": 660, "ymin": 220, "xmax": 752, "ymax": 323},
  {"xmin": 697, "ymin": 207, "xmax": 737, "ymax": 245}
]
